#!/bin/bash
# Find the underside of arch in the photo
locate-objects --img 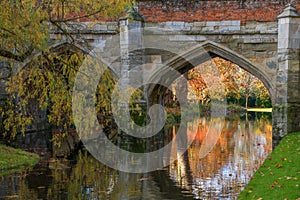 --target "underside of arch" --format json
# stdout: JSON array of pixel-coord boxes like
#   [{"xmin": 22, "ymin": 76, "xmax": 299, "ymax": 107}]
[{"xmin": 148, "ymin": 40, "xmax": 275, "ymax": 103}]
